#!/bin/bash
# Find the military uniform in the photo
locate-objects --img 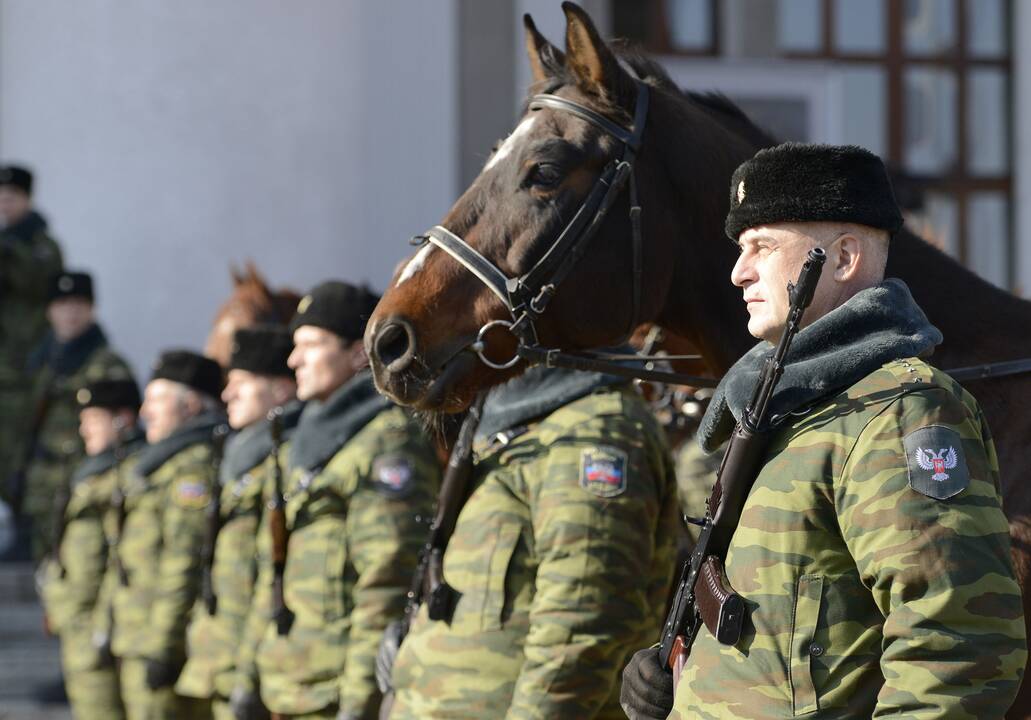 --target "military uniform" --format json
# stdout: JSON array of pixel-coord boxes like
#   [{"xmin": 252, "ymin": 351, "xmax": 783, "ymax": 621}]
[
  {"xmin": 109, "ymin": 412, "xmax": 224, "ymax": 720},
  {"xmin": 41, "ymin": 429, "xmax": 145, "ymax": 720},
  {"xmin": 178, "ymin": 403, "xmax": 303, "ymax": 720},
  {"xmin": 22, "ymin": 323, "xmax": 132, "ymax": 561},
  {"xmin": 253, "ymin": 373, "xmax": 438, "ymax": 719},
  {"xmin": 390, "ymin": 366, "xmax": 679, "ymax": 719},
  {"xmin": 673, "ymin": 436, "xmax": 721, "ymax": 548},
  {"xmin": 0, "ymin": 208, "xmax": 62, "ymax": 487}
]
